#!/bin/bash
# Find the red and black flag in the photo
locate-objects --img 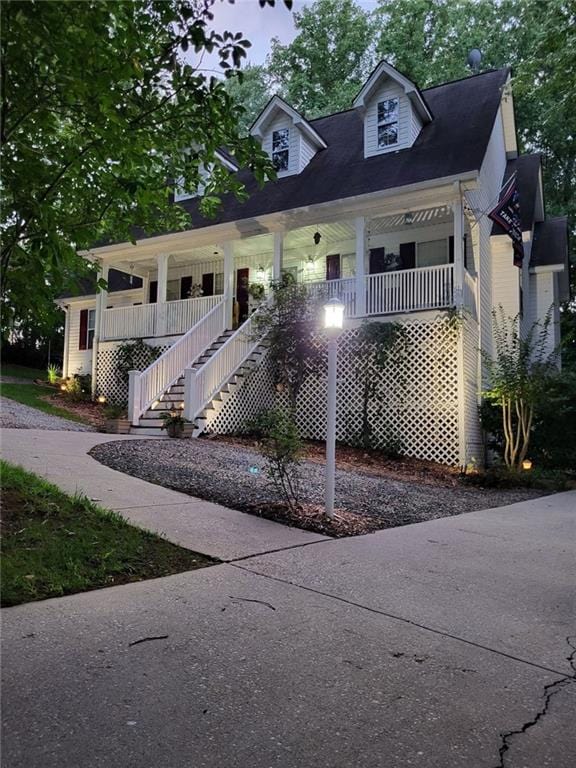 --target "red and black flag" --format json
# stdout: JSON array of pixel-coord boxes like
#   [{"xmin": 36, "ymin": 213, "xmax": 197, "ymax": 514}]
[{"xmin": 488, "ymin": 172, "xmax": 524, "ymax": 267}]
